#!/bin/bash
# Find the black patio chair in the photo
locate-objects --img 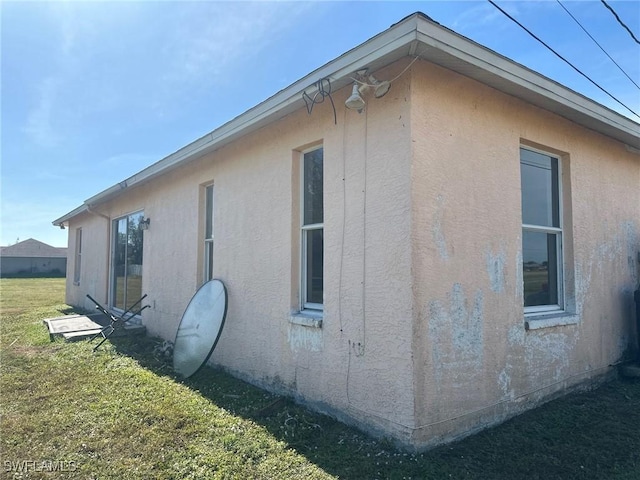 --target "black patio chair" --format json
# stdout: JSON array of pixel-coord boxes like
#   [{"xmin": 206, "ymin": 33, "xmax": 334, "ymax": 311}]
[{"xmin": 86, "ymin": 294, "xmax": 149, "ymax": 351}]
